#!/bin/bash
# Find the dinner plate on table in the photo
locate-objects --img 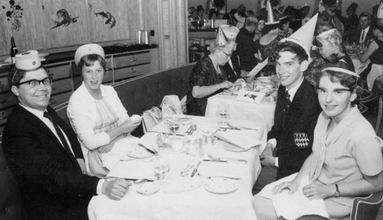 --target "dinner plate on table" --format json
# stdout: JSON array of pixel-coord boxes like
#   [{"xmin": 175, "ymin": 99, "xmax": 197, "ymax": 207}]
[
  {"xmin": 135, "ymin": 182, "xmax": 160, "ymax": 195},
  {"xmin": 204, "ymin": 177, "xmax": 239, "ymax": 194},
  {"xmin": 124, "ymin": 144, "xmax": 155, "ymax": 159}
]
